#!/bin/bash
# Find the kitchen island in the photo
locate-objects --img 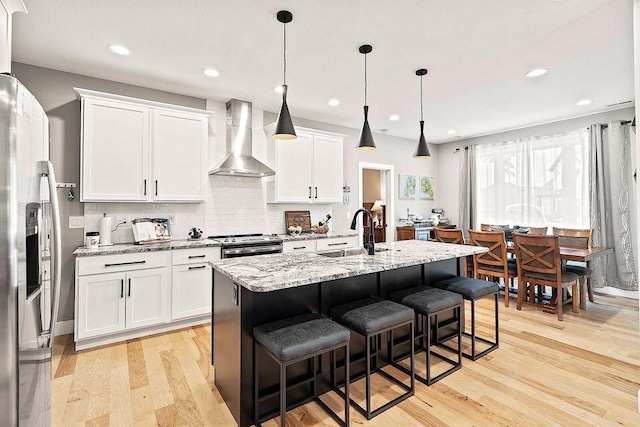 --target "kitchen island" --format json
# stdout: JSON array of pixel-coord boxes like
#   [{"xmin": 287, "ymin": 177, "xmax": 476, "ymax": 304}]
[{"xmin": 211, "ymin": 240, "xmax": 487, "ymax": 427}]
